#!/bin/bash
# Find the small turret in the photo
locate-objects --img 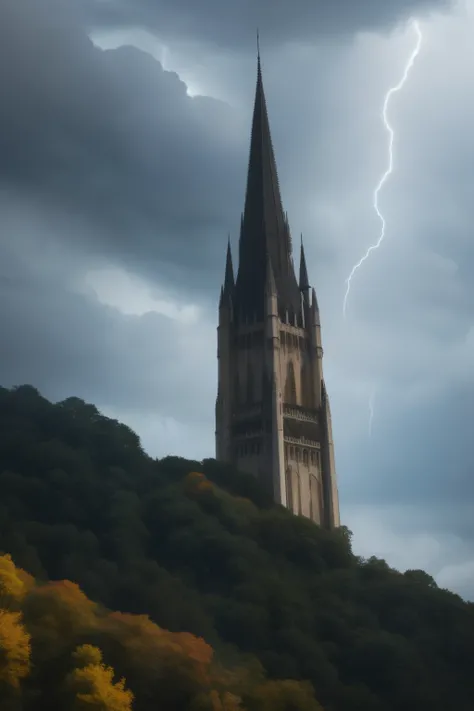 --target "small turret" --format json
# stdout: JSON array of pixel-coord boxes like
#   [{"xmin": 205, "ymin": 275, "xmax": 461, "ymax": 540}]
[
  {"xmin": 224, "ymin": 236, "xmax": 234, "ymax": 297},
  {"xmin": 299, "ymin": 235, "xmax": 310, "ymax": 293}
]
